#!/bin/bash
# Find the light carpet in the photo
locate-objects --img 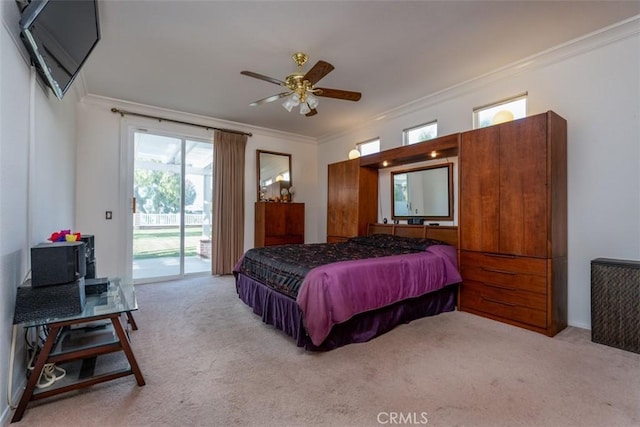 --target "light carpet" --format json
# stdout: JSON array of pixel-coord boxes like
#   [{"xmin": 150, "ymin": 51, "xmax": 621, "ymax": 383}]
[{"xmin": 11, "ymin": 275, "xmax": 640, "ymax": 426}]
